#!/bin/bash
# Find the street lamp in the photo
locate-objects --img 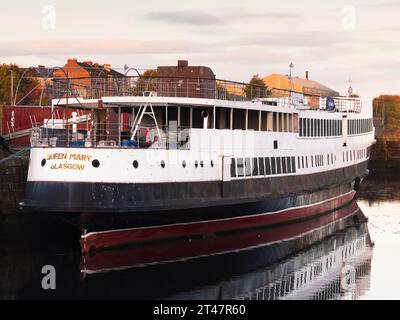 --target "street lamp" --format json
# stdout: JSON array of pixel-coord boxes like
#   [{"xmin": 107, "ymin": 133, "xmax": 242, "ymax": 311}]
[
  {"xmin": 289, "ymin": 62, "xmax": 294, "ymax": 78},
  {"xmin": 289, "ymin": 62, "xmax": 294, "ymax": 94},
  {"xmin": 124, "ymin": 64, "xmax": 141, "ymax": 77},
  {"xmin": 10, "ymin": 69, "xmax": 14, "ymax": 106}
]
